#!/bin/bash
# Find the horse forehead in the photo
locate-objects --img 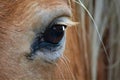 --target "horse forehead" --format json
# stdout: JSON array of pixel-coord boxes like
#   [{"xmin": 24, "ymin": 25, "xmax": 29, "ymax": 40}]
[
  {"xmin": 30, "ymin": 0, "xmax": 69, "ymax": 11},
  {"xmin": 16, "ymin": 0, "xmax": 70, "ymax": 23},
  {"xmin": 0, "ymin": 0, "xmax": 69, "ymax": 21},
  {"xmin": 23, "ymin": 0, "xmax": 68, "ymax": 7},
  {"xmin": 42, "ymin": 0, "xmax": 67, "ymax": 4},
  {"xmin": 39, "ymin": 0, "xmax": 68, "ymax": 4},
  {"xmin": 30, "ymin": 0, "xmax": 69, "ymax": 9}
]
